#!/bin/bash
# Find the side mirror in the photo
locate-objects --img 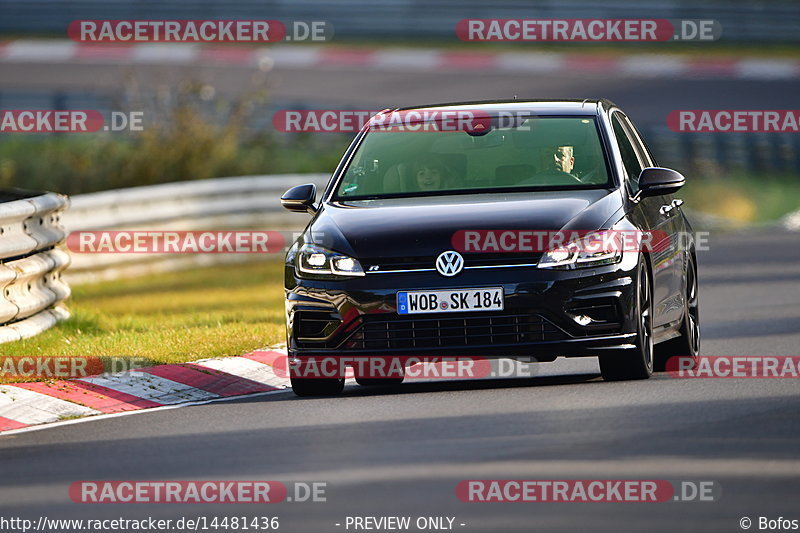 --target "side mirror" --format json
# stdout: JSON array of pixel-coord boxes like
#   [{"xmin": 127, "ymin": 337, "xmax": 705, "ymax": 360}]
[
  {"xmin": 281, "ymin": 184, "xmax": 317, "ymax": 214},
  {"xmin": 637, "ymin": 167, "xmax": 685, "ymax": 198}
]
